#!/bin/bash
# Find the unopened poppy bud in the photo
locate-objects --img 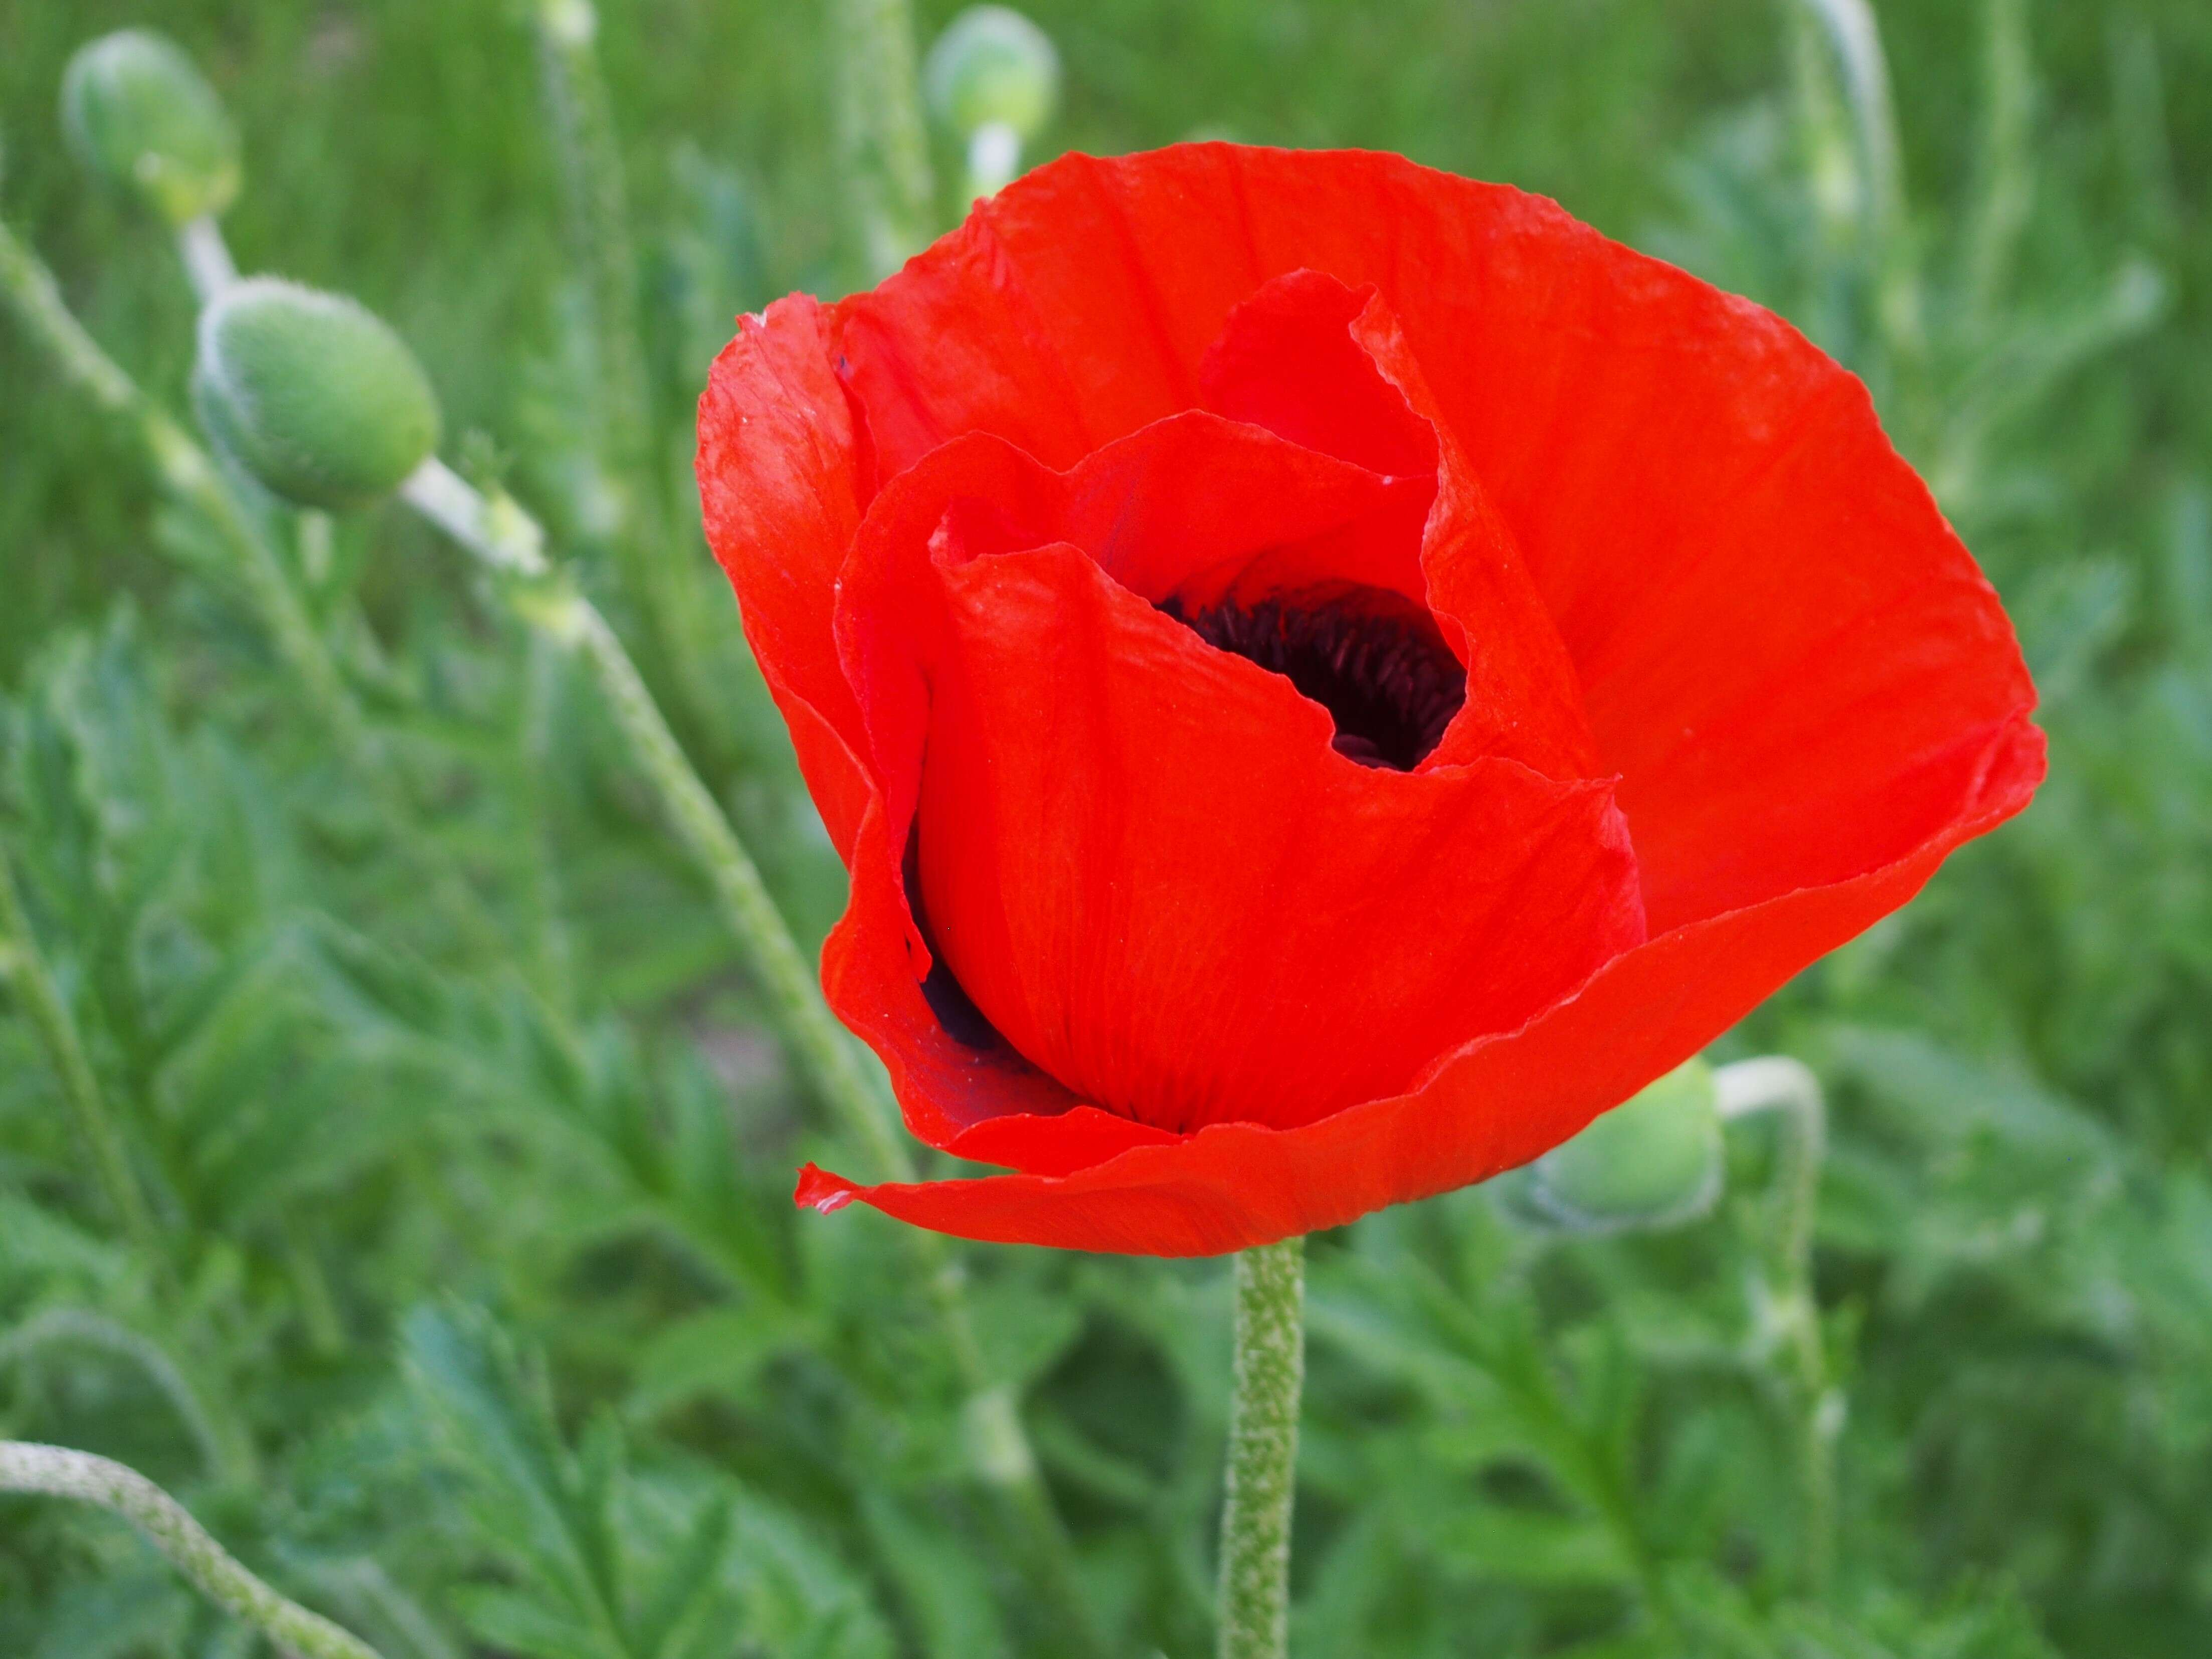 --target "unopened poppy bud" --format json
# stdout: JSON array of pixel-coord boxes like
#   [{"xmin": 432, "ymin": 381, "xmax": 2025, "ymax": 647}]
[
  {"xmin": 62, "ymin": 30, "xmax": 241, "ymax": 228},
  {"xmin": 192, "ymin": 278, "xmax": 441, "ymax": 511},
  {"xmin": 923, "ymin": 7, "xmax": 1061, "ymax": 145},
  {"xmin": 1516, "ymin": 1060, "xmax": 1724, "ymax": 1234}
]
